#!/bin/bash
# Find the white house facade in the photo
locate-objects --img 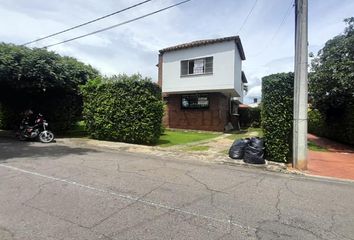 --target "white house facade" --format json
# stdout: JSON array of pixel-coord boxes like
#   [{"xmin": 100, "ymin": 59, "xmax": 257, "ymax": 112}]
[{"xmin": 158, "ymin": 36, "xmax": 247, "ymax": 131}]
